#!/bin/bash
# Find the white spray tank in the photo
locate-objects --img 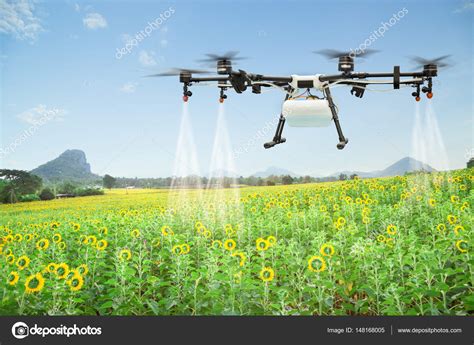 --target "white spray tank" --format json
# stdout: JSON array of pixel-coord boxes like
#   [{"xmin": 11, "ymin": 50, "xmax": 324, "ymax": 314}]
[
  {"xmin": 282, "ymin": 97, "xmax": 333, "ymax": 127},
  {"xmin": 283, "ymin": 74, "xmax": 333, "ymax": 127}
]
